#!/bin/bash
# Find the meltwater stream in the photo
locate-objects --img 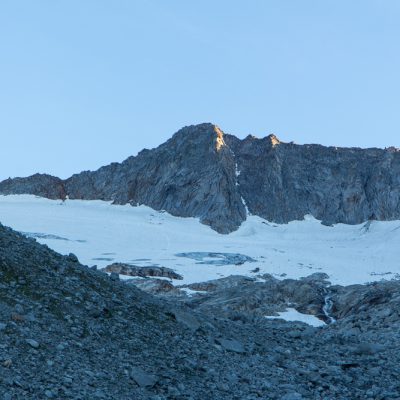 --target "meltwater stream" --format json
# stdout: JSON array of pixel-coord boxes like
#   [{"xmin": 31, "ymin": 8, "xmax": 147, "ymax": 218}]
[{"xmin": 322, "ymin": 294, "xmax": 336, "ymax": 324}]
